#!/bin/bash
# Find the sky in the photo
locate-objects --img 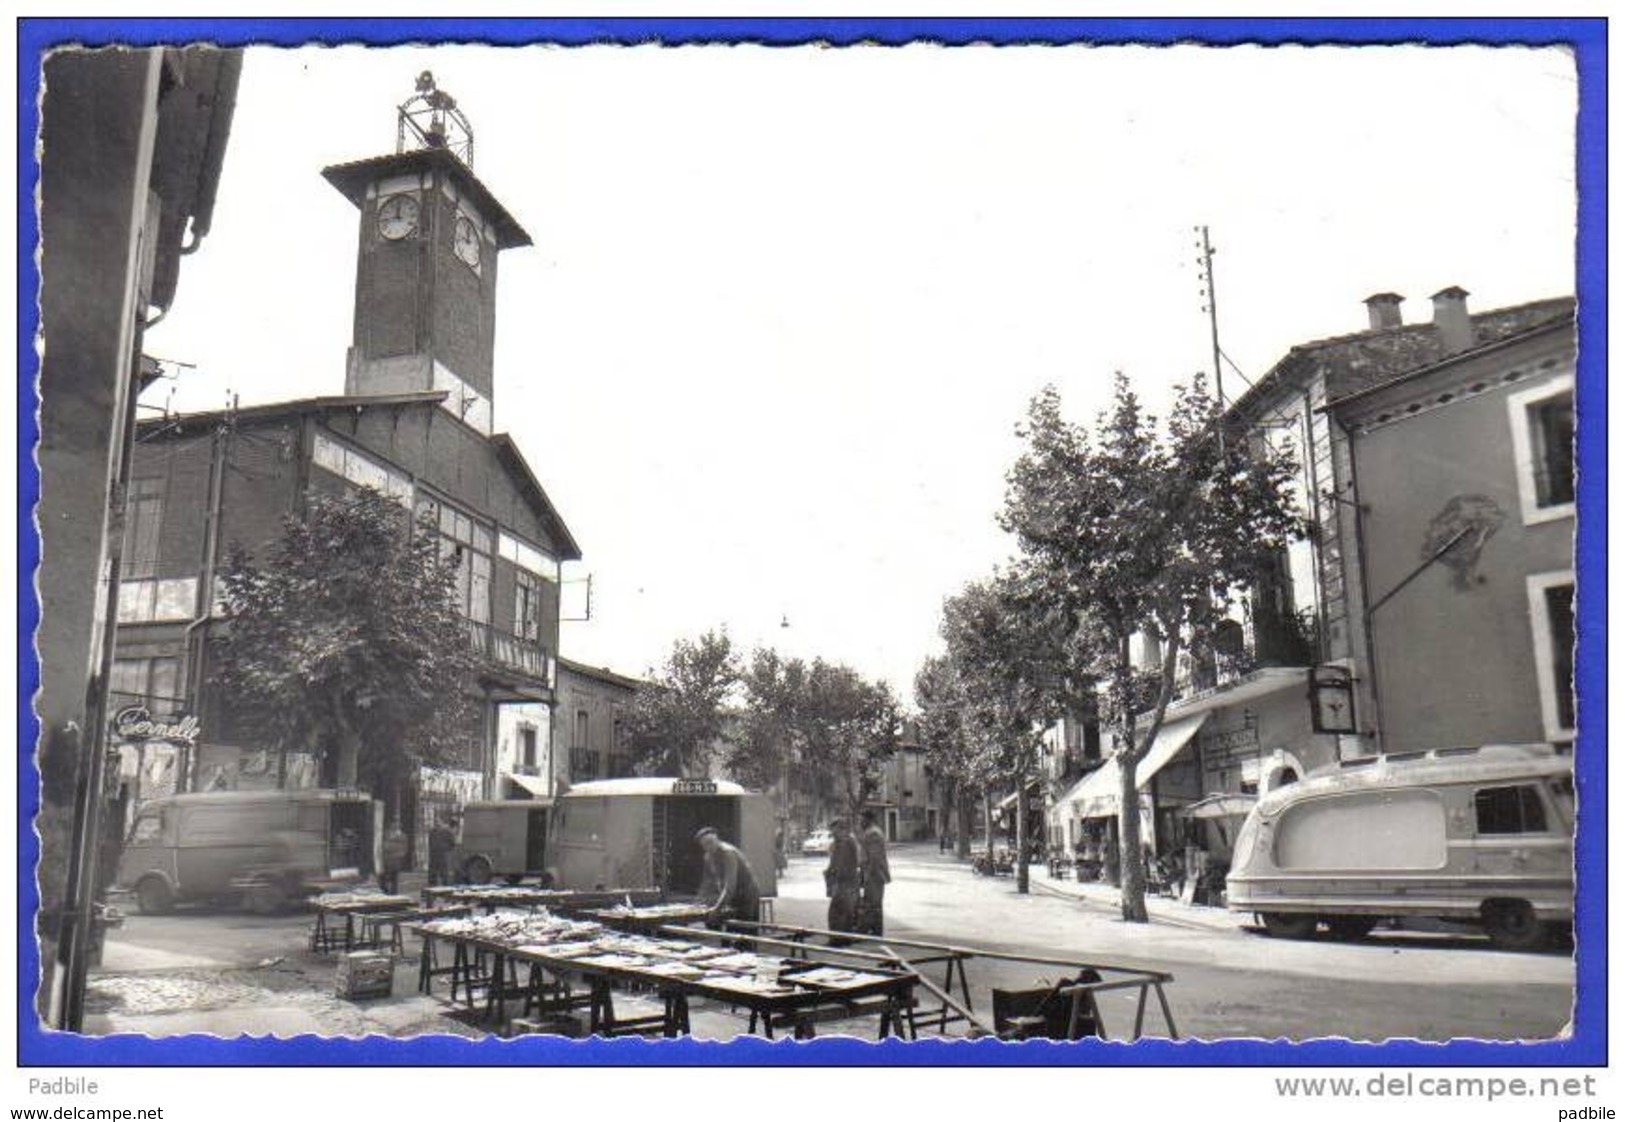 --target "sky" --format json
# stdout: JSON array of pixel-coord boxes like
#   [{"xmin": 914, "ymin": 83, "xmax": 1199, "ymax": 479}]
[{"xmin": 142, "ymin": 42, "xmax": 1578, "ymax": 701}]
